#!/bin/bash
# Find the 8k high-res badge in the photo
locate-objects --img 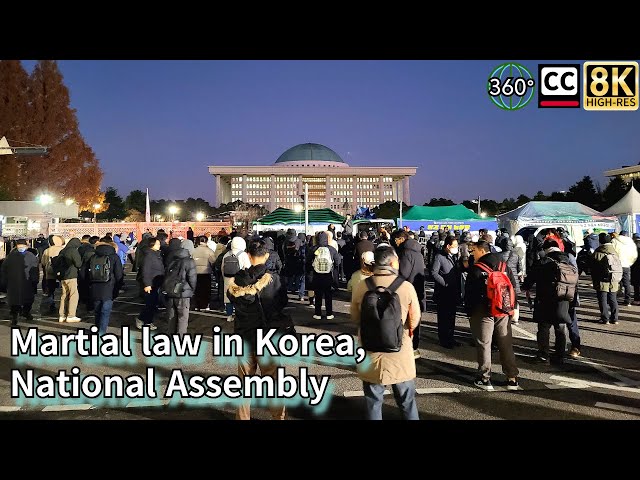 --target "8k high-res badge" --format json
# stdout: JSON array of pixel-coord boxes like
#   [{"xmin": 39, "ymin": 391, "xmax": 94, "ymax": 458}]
[{"xmin": 583, "ymin": 61, "xmax": 639, "ymax": 111}]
